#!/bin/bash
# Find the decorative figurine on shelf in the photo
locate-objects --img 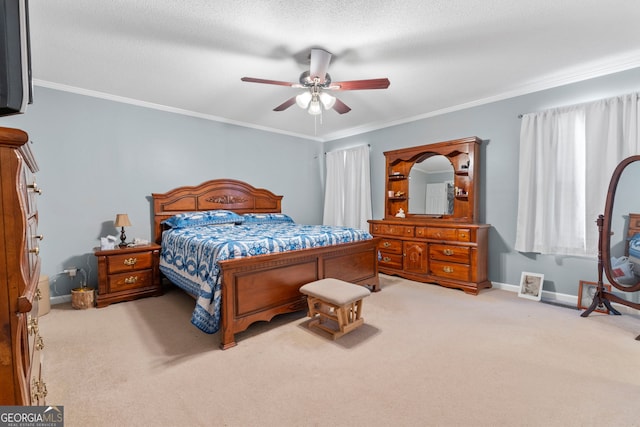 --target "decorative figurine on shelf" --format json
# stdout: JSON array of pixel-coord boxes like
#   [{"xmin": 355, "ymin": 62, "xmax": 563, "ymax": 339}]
[{"xmin": 395, "ymin": 208, "xmax": 405, "ymax": 218}]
